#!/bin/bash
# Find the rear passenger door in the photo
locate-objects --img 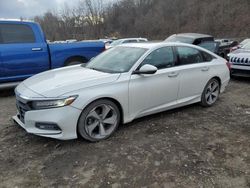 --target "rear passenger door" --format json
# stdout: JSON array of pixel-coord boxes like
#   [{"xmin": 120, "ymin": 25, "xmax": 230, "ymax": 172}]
[
  {"xmin": 175, "ymin": 46, "xmax": 214, "ymax": 102},
  {"xmin": 0, "ymin": 23, "xmax": 50, "ymax": 83}
]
